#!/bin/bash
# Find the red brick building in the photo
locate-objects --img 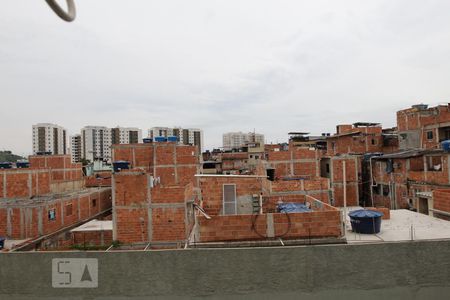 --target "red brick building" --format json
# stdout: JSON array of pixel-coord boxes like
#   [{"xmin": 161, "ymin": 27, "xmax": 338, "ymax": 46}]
[
  {"xmin": 112, "ymin": 142, "xmax": 199, "ymax": 245},
  {"xmin": 196, "ymin": 174, "xmax": 341, "ymax": 243},
  {"xmin": 370, "ymin": 104, "xmax": 450, "ymax": 215},
  {"xmin": 0, "ymin": 155, "xmax": 112, "ymax": 241}
]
